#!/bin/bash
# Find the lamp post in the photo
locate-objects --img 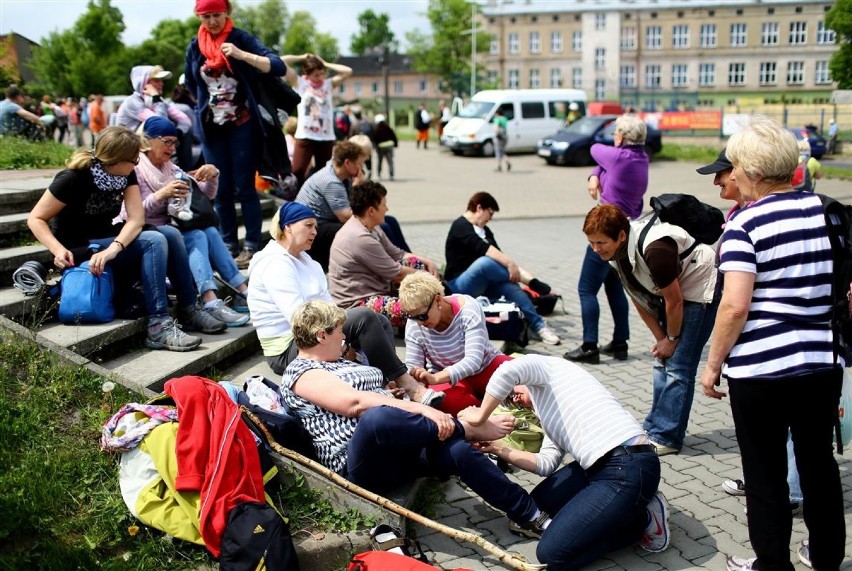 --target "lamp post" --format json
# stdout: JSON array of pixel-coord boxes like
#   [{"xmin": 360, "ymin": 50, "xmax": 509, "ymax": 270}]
[{"xmin": 377, "ymin": 44, "xmax": 391, "ymax": 122}]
